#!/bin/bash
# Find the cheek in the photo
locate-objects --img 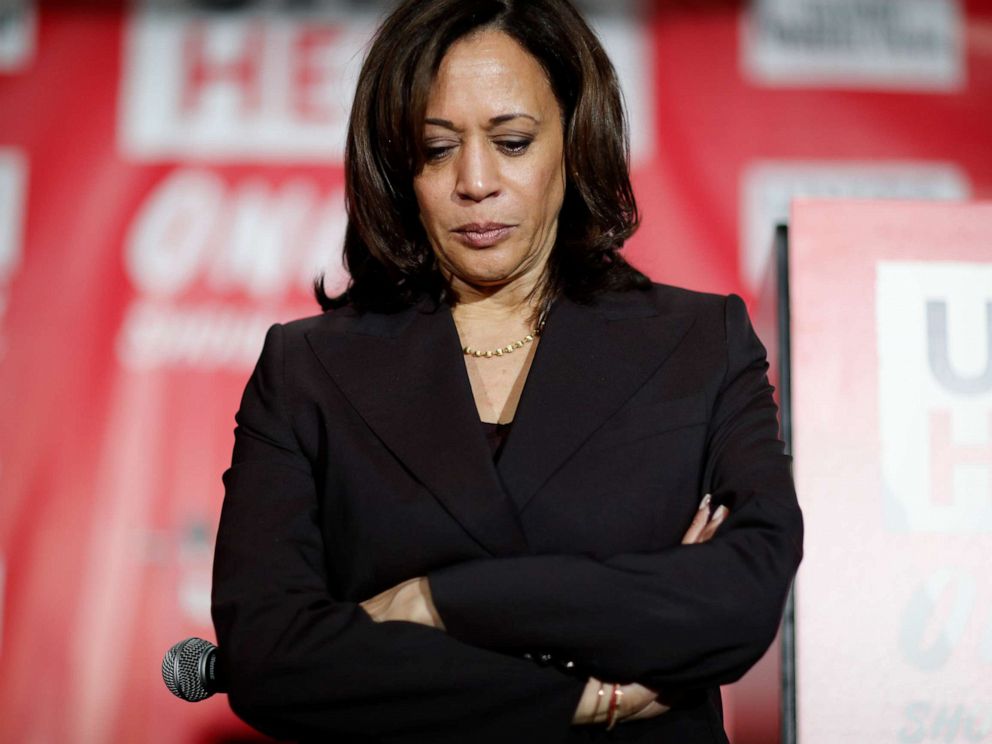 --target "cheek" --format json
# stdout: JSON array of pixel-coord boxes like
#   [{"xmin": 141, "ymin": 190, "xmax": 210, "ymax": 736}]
[
  {"xmin": 537, "ymin": 147, "xmax": 565, "ymax": 196},
  {"xmin": 535, "ymin": 162, "xmax": 565, "ymax": 217},
  {"xmin": 413, "ymin": 181, "xmax": 444, "ymax": 226},
  {"xmin": 513, "ymin": 160, "xmax": 564, "ymax": 209}
]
